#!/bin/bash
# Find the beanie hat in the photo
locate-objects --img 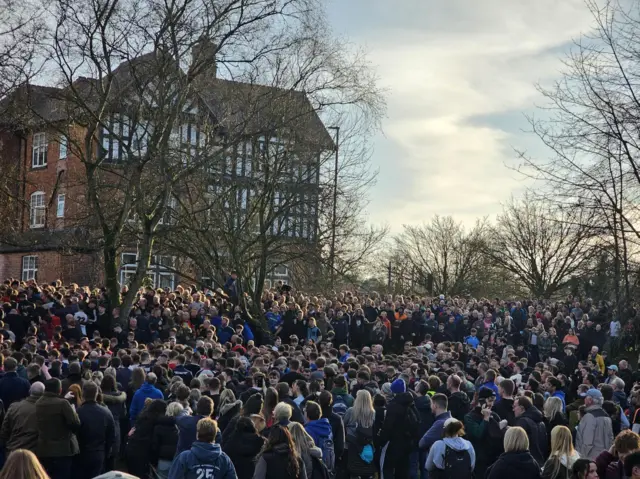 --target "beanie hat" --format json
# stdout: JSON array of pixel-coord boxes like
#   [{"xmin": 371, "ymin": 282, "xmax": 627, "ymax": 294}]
[{"xmin": 390, "ymin": 378, "xmax": 406, "ymax": 394}]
